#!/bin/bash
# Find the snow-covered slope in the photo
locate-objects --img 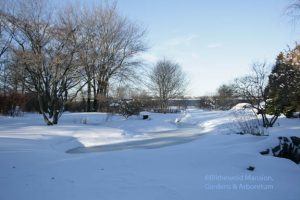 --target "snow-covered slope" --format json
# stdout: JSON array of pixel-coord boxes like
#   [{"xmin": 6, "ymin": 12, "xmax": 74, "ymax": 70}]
[{"xmin": 0, "ymin": 110, "xmax": 299, "ymax": 200}]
